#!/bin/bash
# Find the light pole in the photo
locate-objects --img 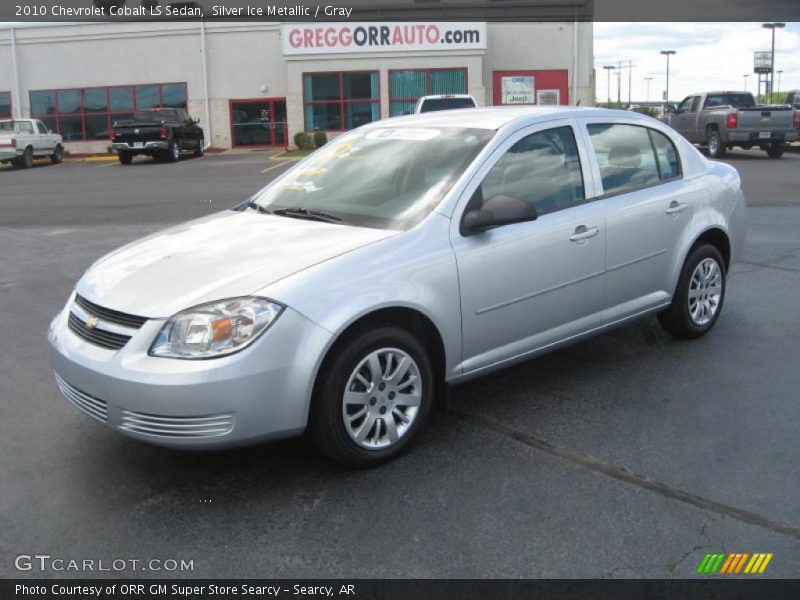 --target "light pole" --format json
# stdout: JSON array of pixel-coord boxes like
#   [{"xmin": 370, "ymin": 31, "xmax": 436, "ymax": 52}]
[
  {"xmin": 616, "ymin": 69, "xmax": 621, "ymax": 104},
  {"xmin": 762, "ymin": 23, "xmax": 785, "ymax": 99},
  {"xmin": 644, "ymin": 77, "xmax": 653, "ymax": 104},
  {"xmin": 743, "ymin": 74, "xmax": 749, "ymax": 92},
  {"xmin": 603, "ymin": 65, "xmax": 615, "ymax": 105},
  {"xmin": 660, "ymin": 50, "xmax": 676, "ymax": 106},
  {"xmin": 776, "ymin": 70, "xmax": 783, "ymax": 96}
]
